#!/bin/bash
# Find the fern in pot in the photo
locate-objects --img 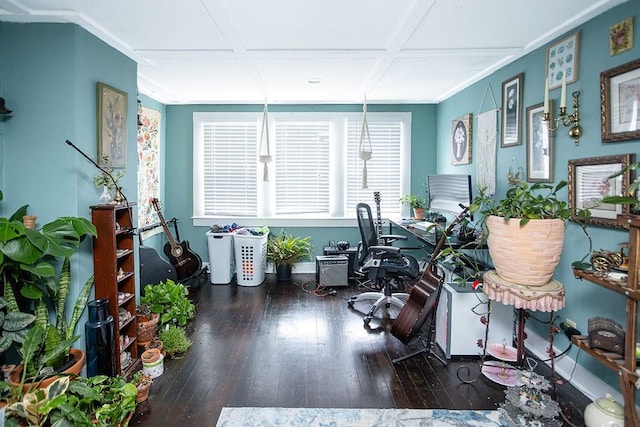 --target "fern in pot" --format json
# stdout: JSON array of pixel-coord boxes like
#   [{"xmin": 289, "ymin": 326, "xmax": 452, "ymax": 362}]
[{"xmin": 266, "ymin": 230, "xmax": 313, "ymax": 282}]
